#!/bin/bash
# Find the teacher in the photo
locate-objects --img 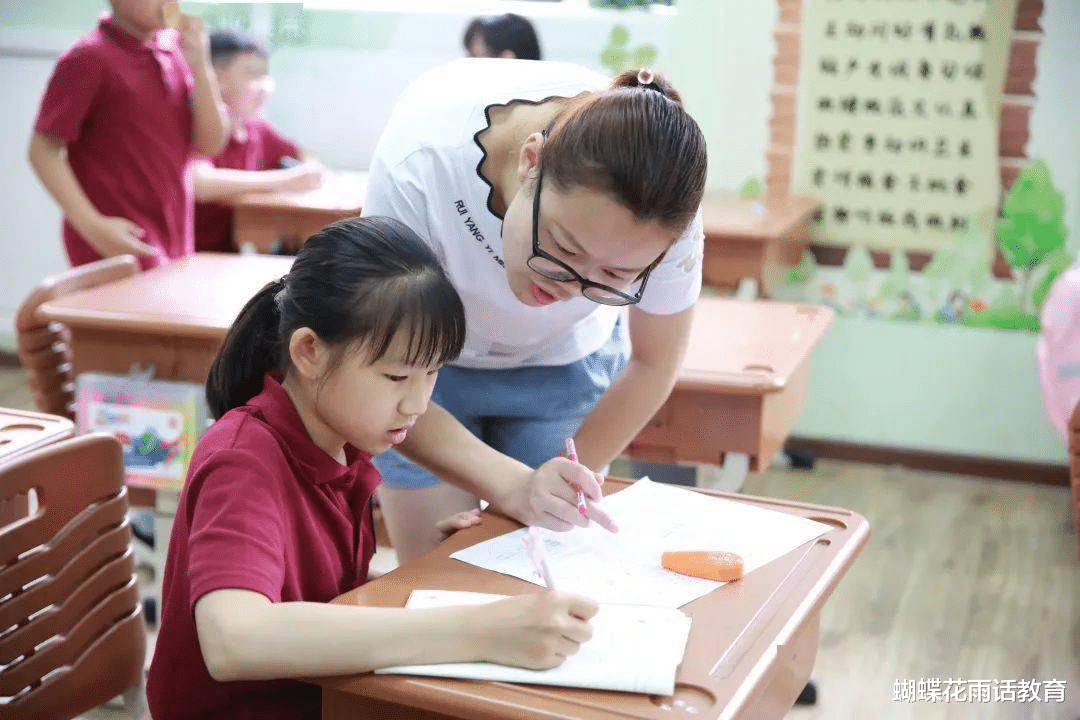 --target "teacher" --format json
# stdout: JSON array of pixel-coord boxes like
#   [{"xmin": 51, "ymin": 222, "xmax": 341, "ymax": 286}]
[{"xmin": 364, "ymin": 58, "xmax": 707, "ymax": 563}]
